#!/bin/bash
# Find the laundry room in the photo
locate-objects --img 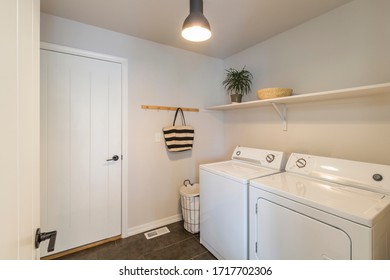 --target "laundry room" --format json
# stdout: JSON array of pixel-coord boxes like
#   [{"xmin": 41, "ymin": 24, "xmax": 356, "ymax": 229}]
[{"xmin": 2, "ymin": 0, "xmax": 390, "ymax": 266}]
